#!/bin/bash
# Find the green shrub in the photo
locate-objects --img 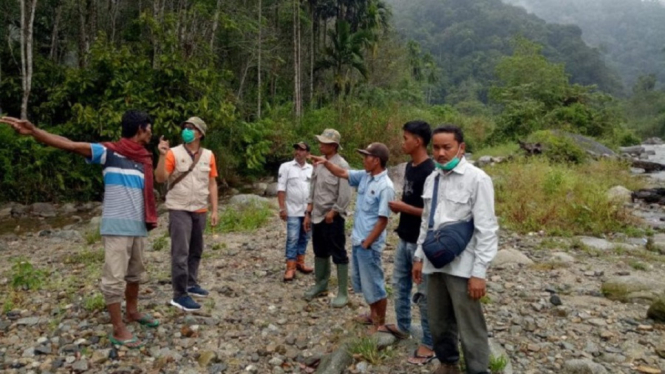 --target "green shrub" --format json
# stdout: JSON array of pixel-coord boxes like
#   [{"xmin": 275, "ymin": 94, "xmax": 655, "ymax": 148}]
[
  {"xmin": 526, "ymin": 130, "xmax": 588, "ymax": 164},
  {"xmin": 216, "ymin": 202, "xmax": 273, "ymax": 233},
  {"xmin": 10, "ymin": 258, "xmax": 46, "ymax": 291}
]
